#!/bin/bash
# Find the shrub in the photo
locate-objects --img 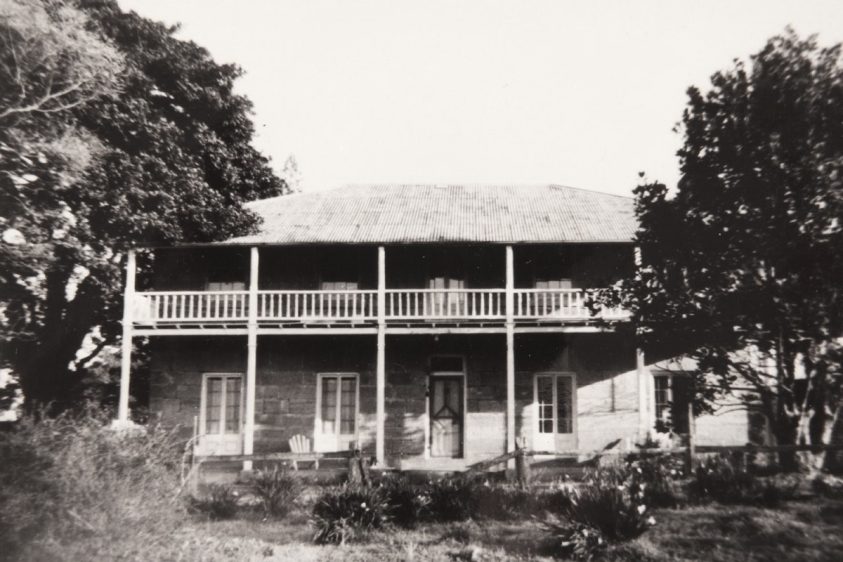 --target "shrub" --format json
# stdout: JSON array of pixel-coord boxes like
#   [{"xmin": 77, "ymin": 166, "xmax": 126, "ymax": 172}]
[
  {"xmin": 476, "ymin": 484, "xmax": 541, "ymax": 520},
  {"xmin": 377, "ymin": 476, "xmax": 431, "ymax": 527},
  {"xmin": 377, "ymin": 475, "xmax": 544, "ymax": 524},
  {"xmin": 0, "ymin": 406, "xmax": 185, "ymax": 560},
  {"xmin": 540, "ymin": 484, "xmax": 576, "ymax": 515},
  {"xmin": 565, "ymin": 472, "xmax": 654, "ymax": 543},
  {"xmin": 689, "ymin": 454, "xmax": 772, "ymax": 505},
  {"xmin": 426, "ymin": 475, "xmax": 485, "ymax": 521},
  {"xmin": 688, "ymin": 454, "xmax": 802, "ymax": 507},
  {"xmin": 542, "ymin": 514, "xmax": 607, "ymax": 562},
  {"xmin": 813, "ymin": 474, "xmax": 843, "ymax": 499},
  {"xmin": 188, "ymin": 484, "xmax": 239, "ymax": 520},
  {"xmin": 689, "ymin": 455, "xmax": 756, "ymax": 504},
  {"xmin": 311, "ymin": 484, "xmax": 391, "ymax": 544},
  {"xmin": 540, "ymin": 465, "xmax": 653, "ymax": 558},
  {"xmin": 251, "ymin": 465, "xmax": 302, "ymax": 519},
  {"xmin": 757, "ymin": 477, "xmax": 800, "ymax": 507},
  {"xmin": 626, "ymin": 453, "xmax": 685, "ymax": 508}
]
